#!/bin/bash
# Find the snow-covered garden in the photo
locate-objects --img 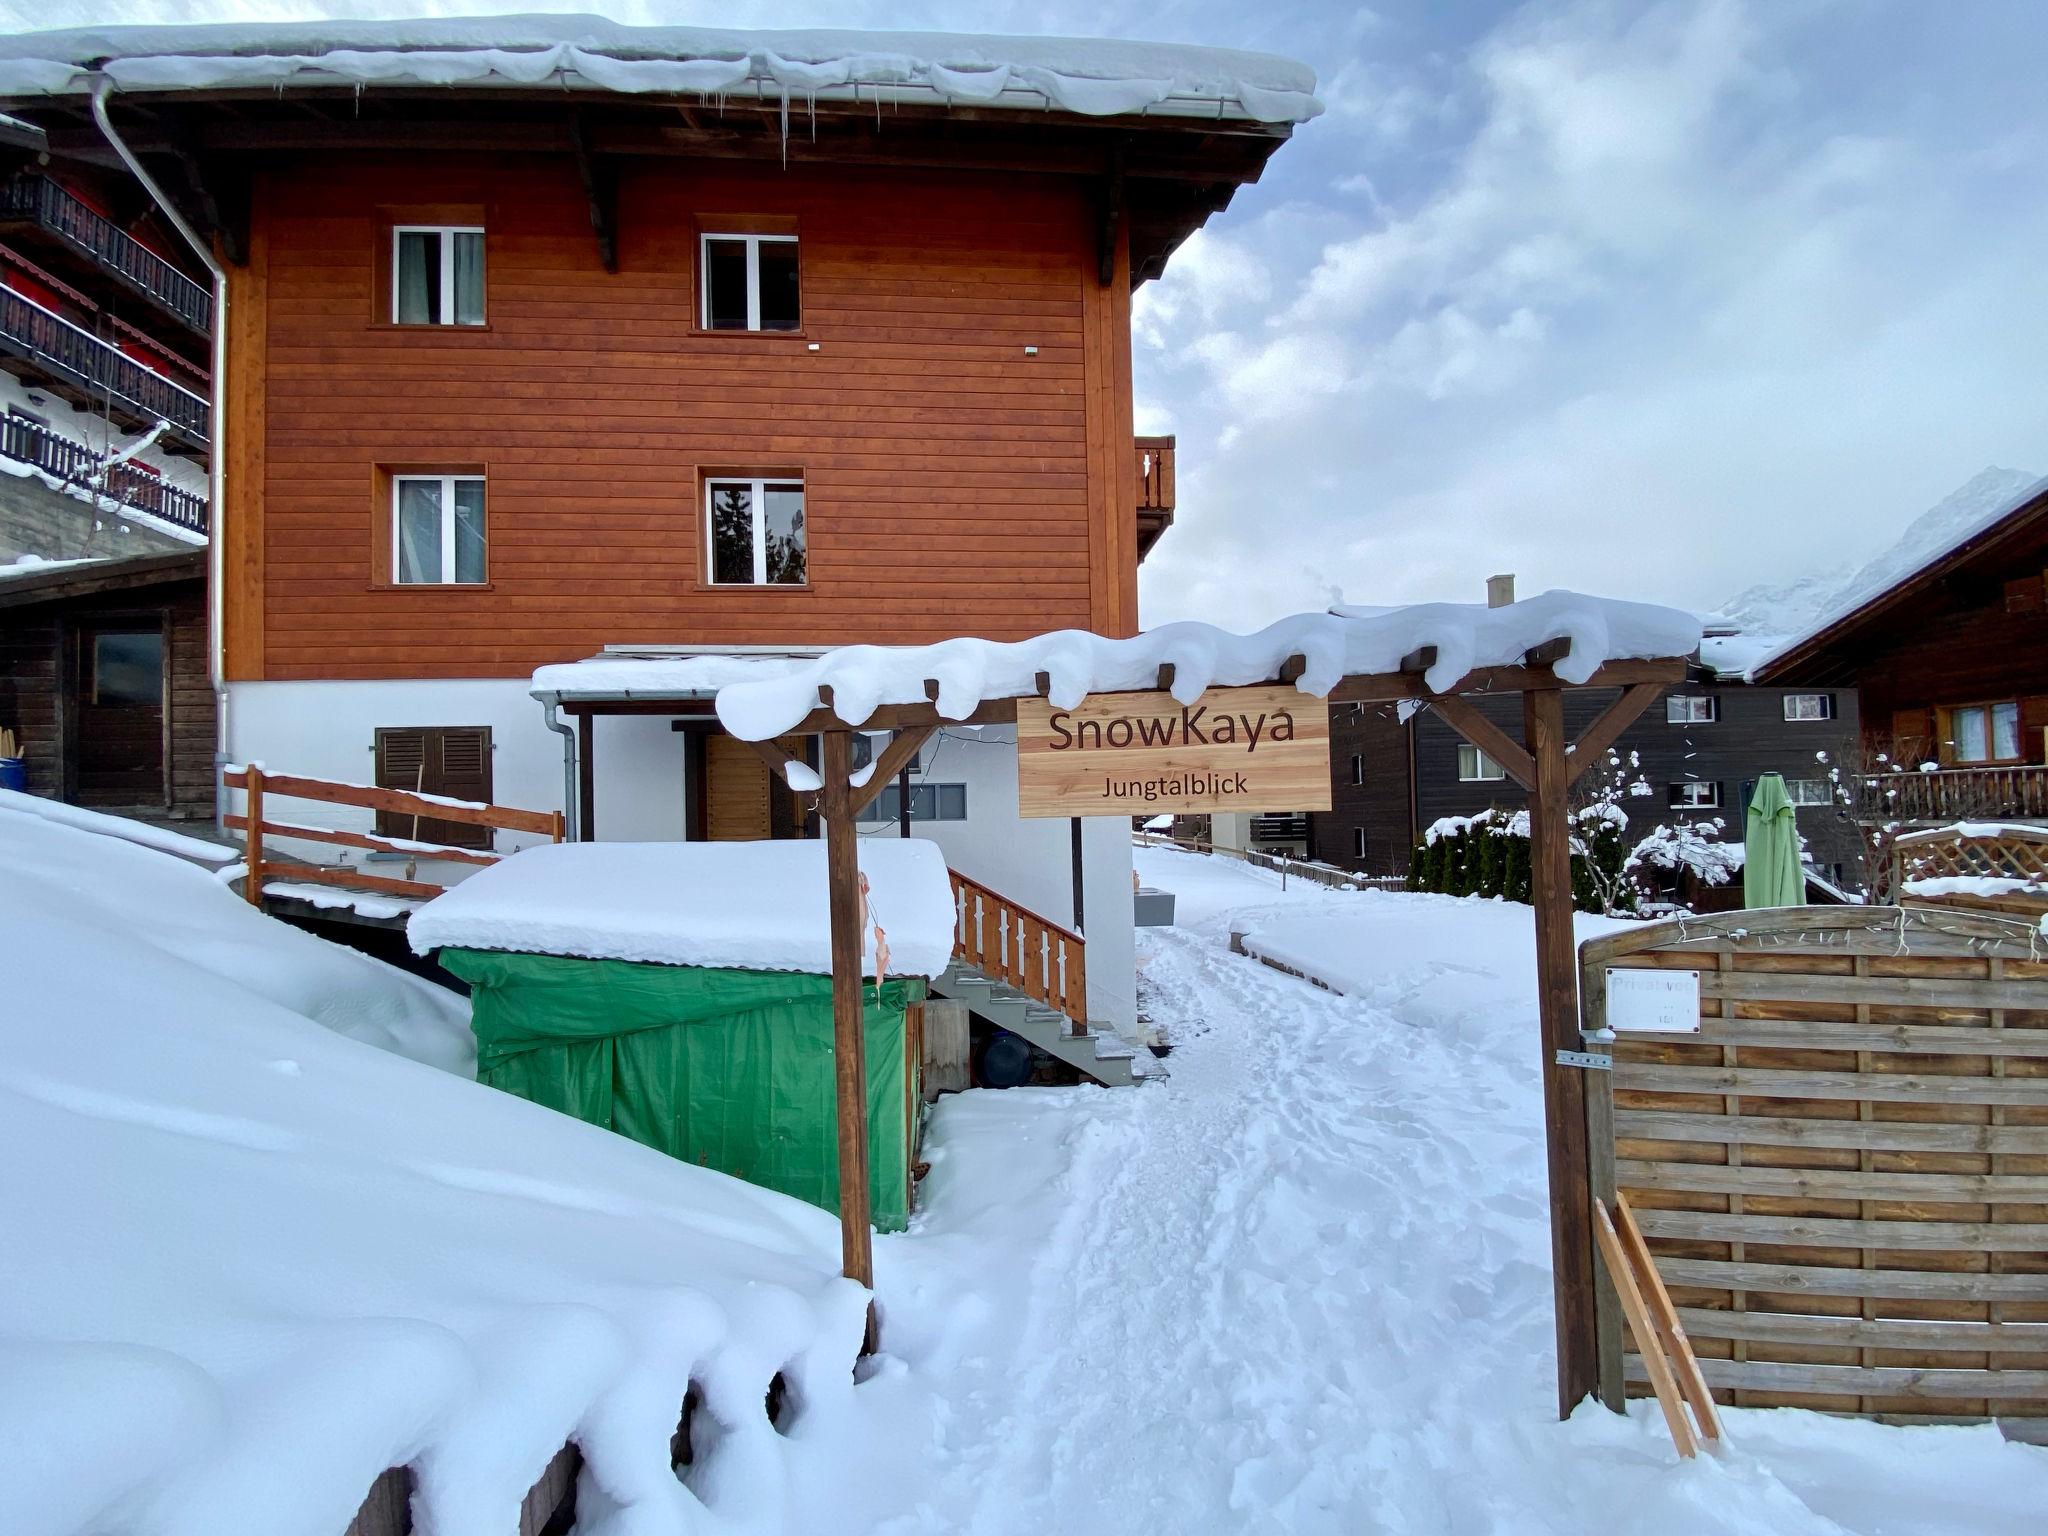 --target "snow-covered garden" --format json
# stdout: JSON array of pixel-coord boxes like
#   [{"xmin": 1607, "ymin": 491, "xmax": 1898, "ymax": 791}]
[{"xmin": 3, "ymin": 802, "xmax": 2043, "ymax": 1534}]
